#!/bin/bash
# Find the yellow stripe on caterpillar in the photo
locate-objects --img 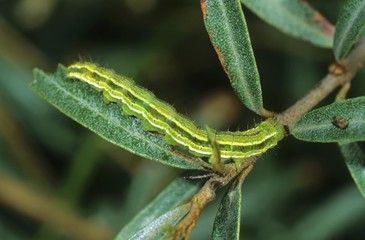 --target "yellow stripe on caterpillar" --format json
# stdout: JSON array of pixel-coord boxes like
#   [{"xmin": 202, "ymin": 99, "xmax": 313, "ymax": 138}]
[{"xmin": 66, "ymin": 62, "xmax": 284, "ymax": 160}]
